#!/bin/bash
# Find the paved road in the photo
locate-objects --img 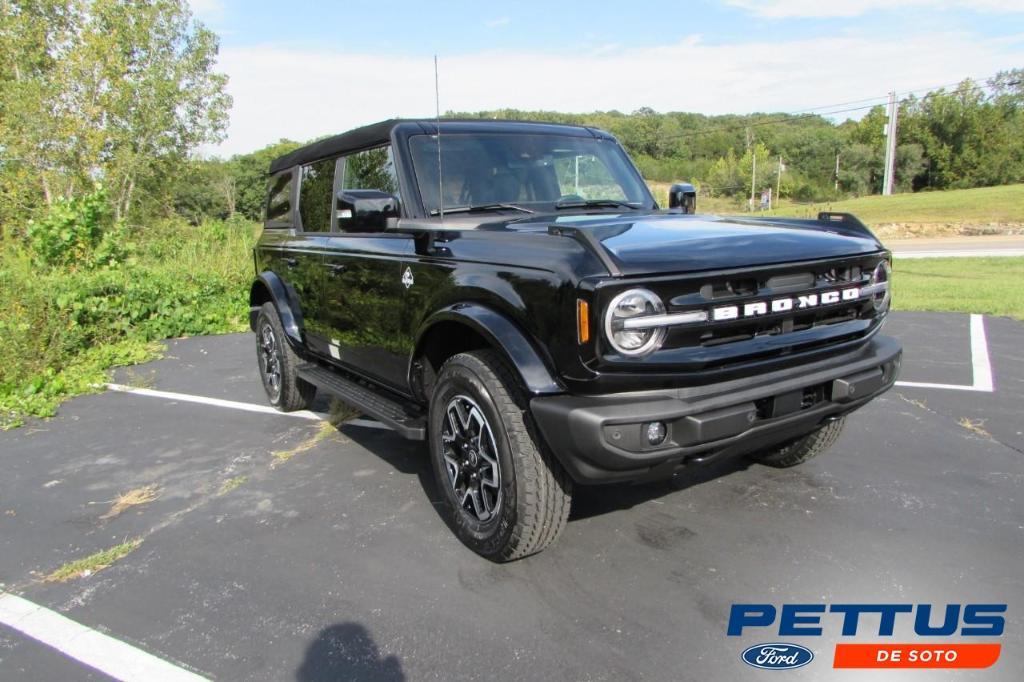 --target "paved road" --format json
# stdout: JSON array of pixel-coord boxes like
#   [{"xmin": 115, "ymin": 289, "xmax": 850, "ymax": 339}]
[
  {"xmin": 1, "ymin": 312, "xmax": 1022, "ymax": 681},
  {"xmin": 888, "ymin": 235, "xmax": 1024, "ymax": 258}
]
